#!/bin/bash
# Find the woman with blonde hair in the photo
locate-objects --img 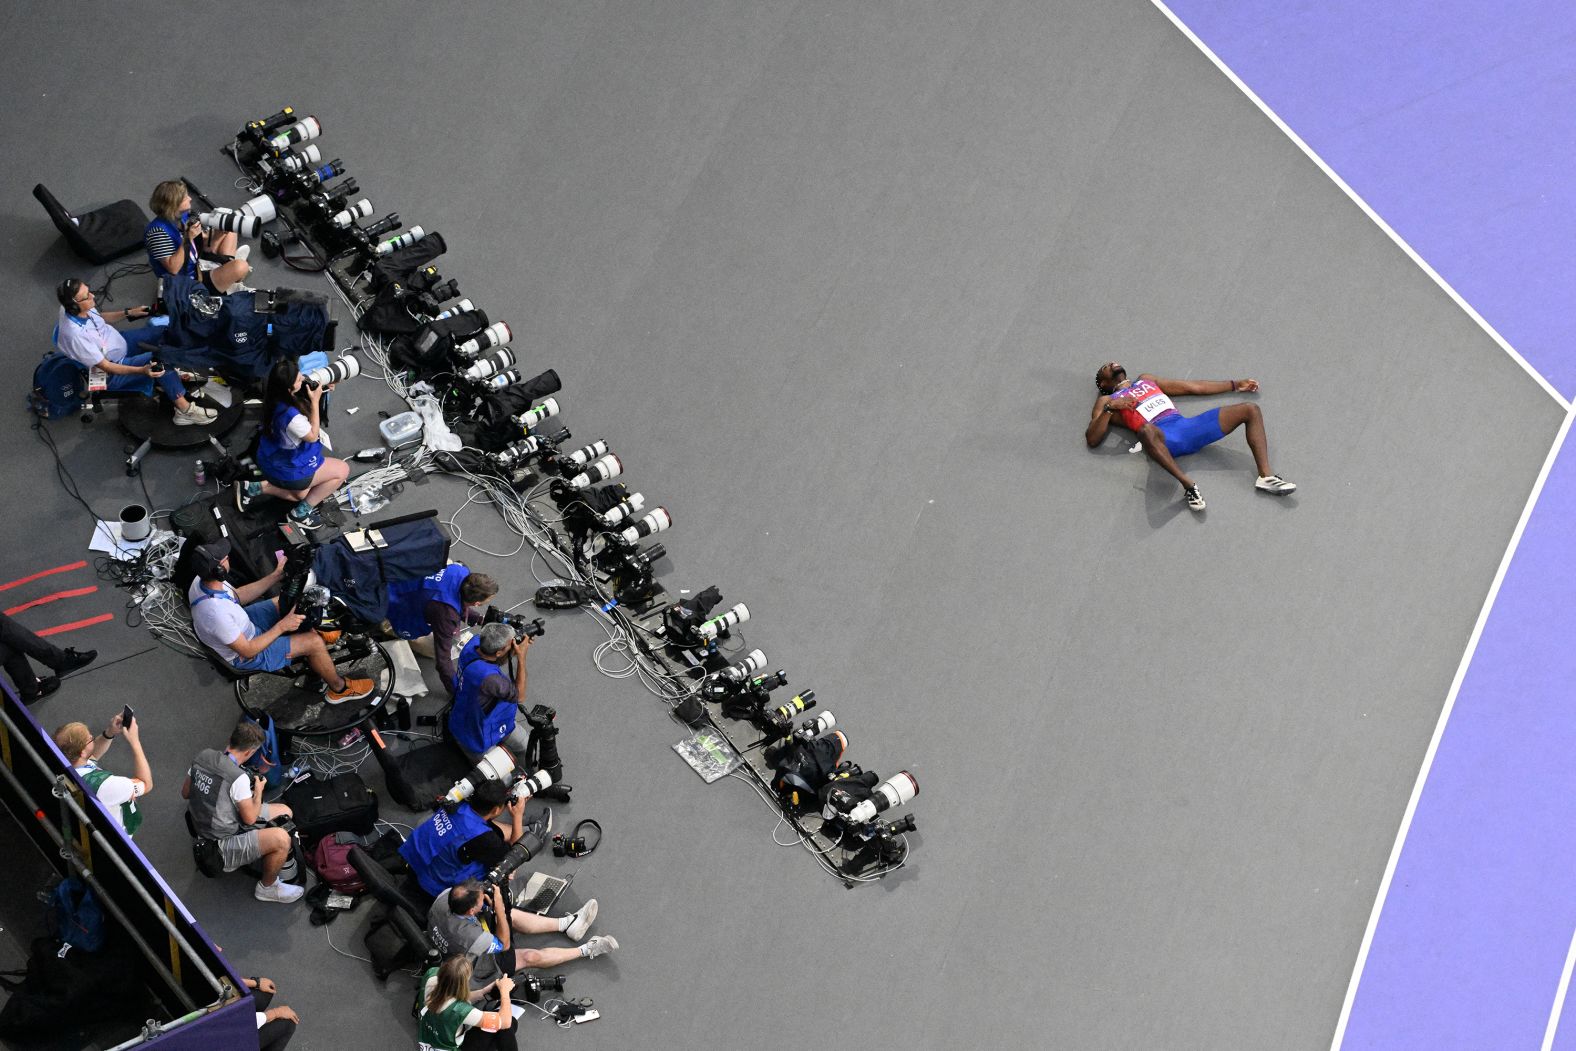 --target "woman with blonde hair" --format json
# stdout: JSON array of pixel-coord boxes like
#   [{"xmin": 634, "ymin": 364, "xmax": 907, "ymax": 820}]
[
  {"xmin": 145, "ymin": 179, "xmax": 251, "ymax": 293},
  {"xmin": 417, "ymin": 954, "xmax": 518, "ymax": 1051}
]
